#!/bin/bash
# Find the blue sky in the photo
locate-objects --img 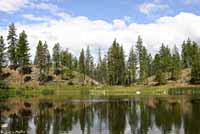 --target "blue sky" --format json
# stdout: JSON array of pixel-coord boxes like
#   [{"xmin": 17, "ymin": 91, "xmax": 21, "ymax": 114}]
[
  {"xmin": 0, "ymin": 0, "xmax": 200, "ymax": 57},
  {"xmin": 1, "ymin": 0, "xmax": 200, "ymax": 26}
]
